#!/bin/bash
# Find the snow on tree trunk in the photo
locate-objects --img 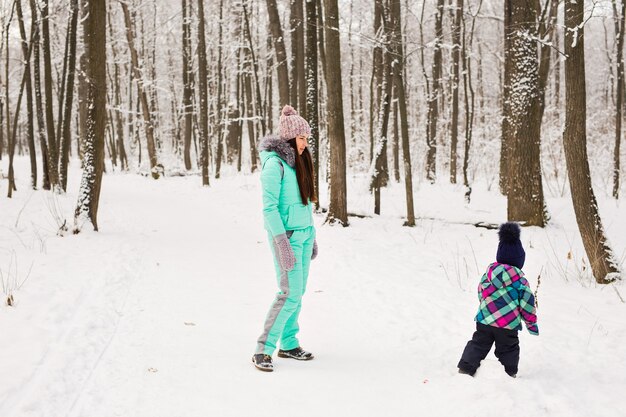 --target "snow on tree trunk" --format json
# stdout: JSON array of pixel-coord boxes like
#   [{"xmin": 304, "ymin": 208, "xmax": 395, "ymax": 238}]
[
  {"xmin": 504, "ymin": 0, "xmax": 546, "ymax": 227},
  {"xmin": 74, "ymin": 0, "xmax": 107, "ymax": 232}
]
